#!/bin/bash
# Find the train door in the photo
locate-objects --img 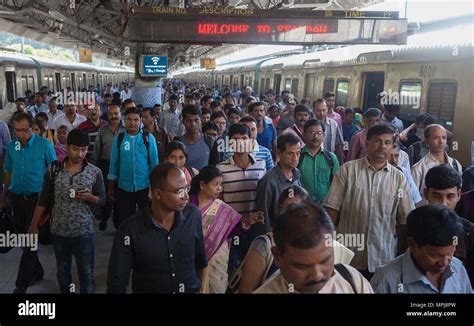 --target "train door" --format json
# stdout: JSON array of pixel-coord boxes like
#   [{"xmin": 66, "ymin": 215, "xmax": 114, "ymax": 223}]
[
  {"xmin": 362, "ymin": 72, "xmax": 384, "ymax": 111},
  {"xmin": 273, "ymin": 74, "xmax": 282, "ymax": 95},
  {"xmin": 5, "ymin": 71, "xmax": 17, "ymax": 103}
]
